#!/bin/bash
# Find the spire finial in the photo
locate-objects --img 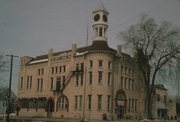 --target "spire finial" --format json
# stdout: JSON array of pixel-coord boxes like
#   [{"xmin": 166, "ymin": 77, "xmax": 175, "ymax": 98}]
[{"xmin": 93, "ymin": 1, "xmax": 109, "ymax": 14}]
